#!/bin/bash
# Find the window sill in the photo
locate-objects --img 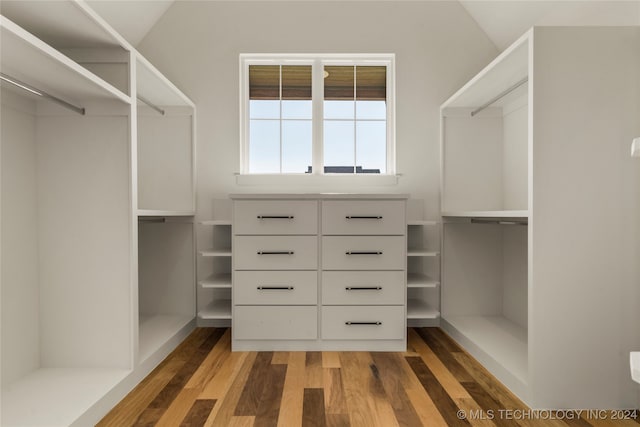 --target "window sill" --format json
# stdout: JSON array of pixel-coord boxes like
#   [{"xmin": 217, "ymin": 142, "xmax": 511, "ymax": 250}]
[{"xmin": 235, "ymin": 173, "xmax": 400, "ymax": 187}]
